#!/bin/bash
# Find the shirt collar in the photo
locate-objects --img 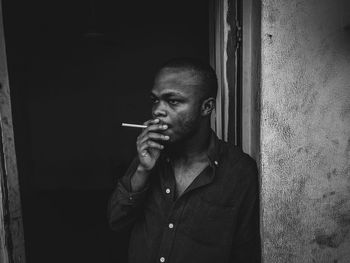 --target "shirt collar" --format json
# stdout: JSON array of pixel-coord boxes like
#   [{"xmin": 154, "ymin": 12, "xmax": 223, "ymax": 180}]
[
  {"xmin": 206, "ymin": 130, "xmax": 221, "ymax": 168},
  {"xmin": 158, "ymin": 130, "xmax": 222, "ymax": 194},
  {"xmin": 160, "ymin": 129, "xmax": 221, "ymax": 167},
  {"xmin": 182, "ymin": 130, "xmax": 221, "ymax": 194}
]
